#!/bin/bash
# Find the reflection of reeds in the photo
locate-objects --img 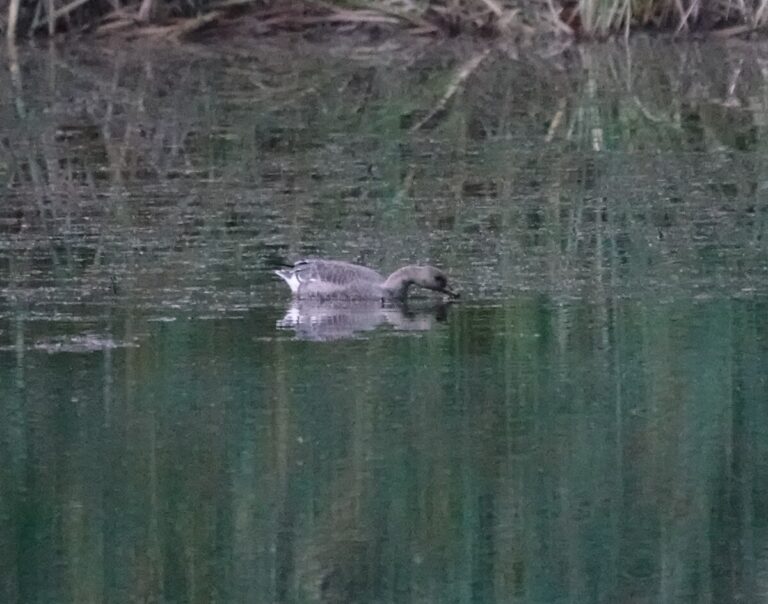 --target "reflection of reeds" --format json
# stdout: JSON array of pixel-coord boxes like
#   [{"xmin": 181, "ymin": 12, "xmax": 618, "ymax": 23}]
[
  {"xmin": 5, "ymin": 37, "xmax": 768, "ymax": 604},
  {"xmin": 3, "ymin": 41, "xmax": 768, "ymax": 309}
]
